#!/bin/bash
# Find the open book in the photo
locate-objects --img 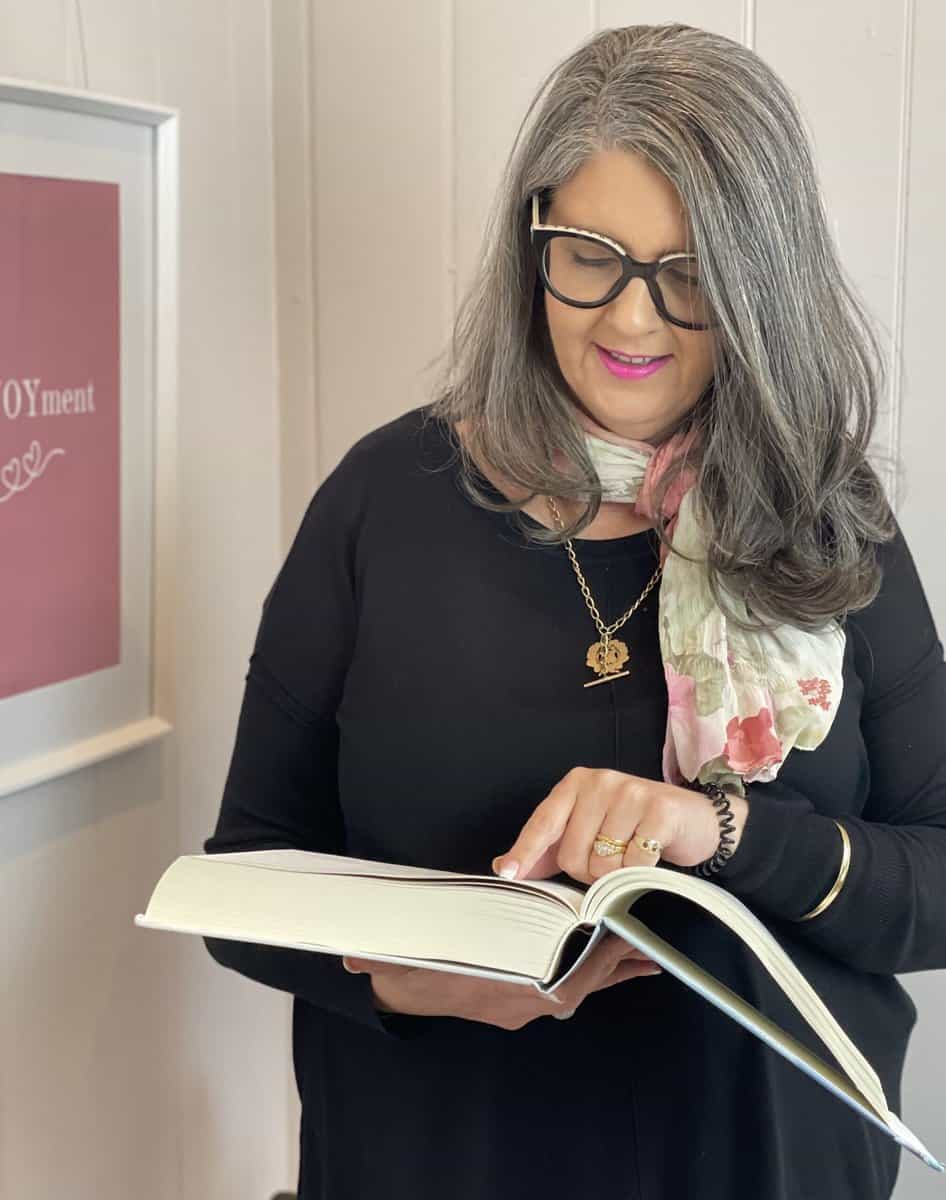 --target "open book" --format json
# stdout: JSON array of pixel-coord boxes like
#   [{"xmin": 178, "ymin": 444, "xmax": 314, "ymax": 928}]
[{"xmin": 135, "ymin": 847, "xmax": 942, "ymax": 1172}]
